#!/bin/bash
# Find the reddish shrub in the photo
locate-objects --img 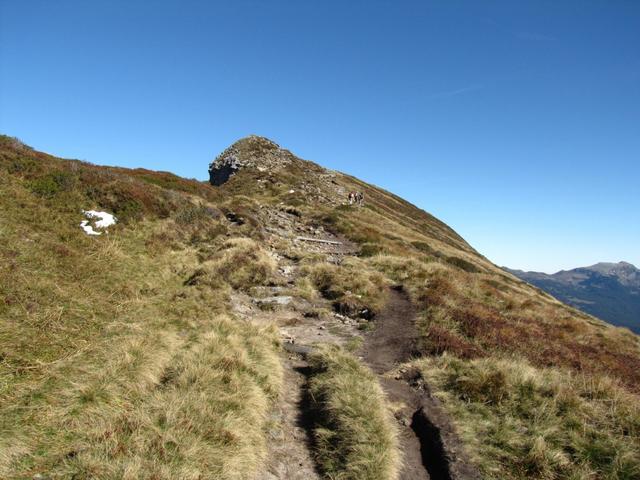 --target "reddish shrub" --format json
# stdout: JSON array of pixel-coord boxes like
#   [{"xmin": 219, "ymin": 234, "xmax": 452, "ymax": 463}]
[{"xmin": 422, "ymin": 324, "xmax": 484, "ymax": 359}]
